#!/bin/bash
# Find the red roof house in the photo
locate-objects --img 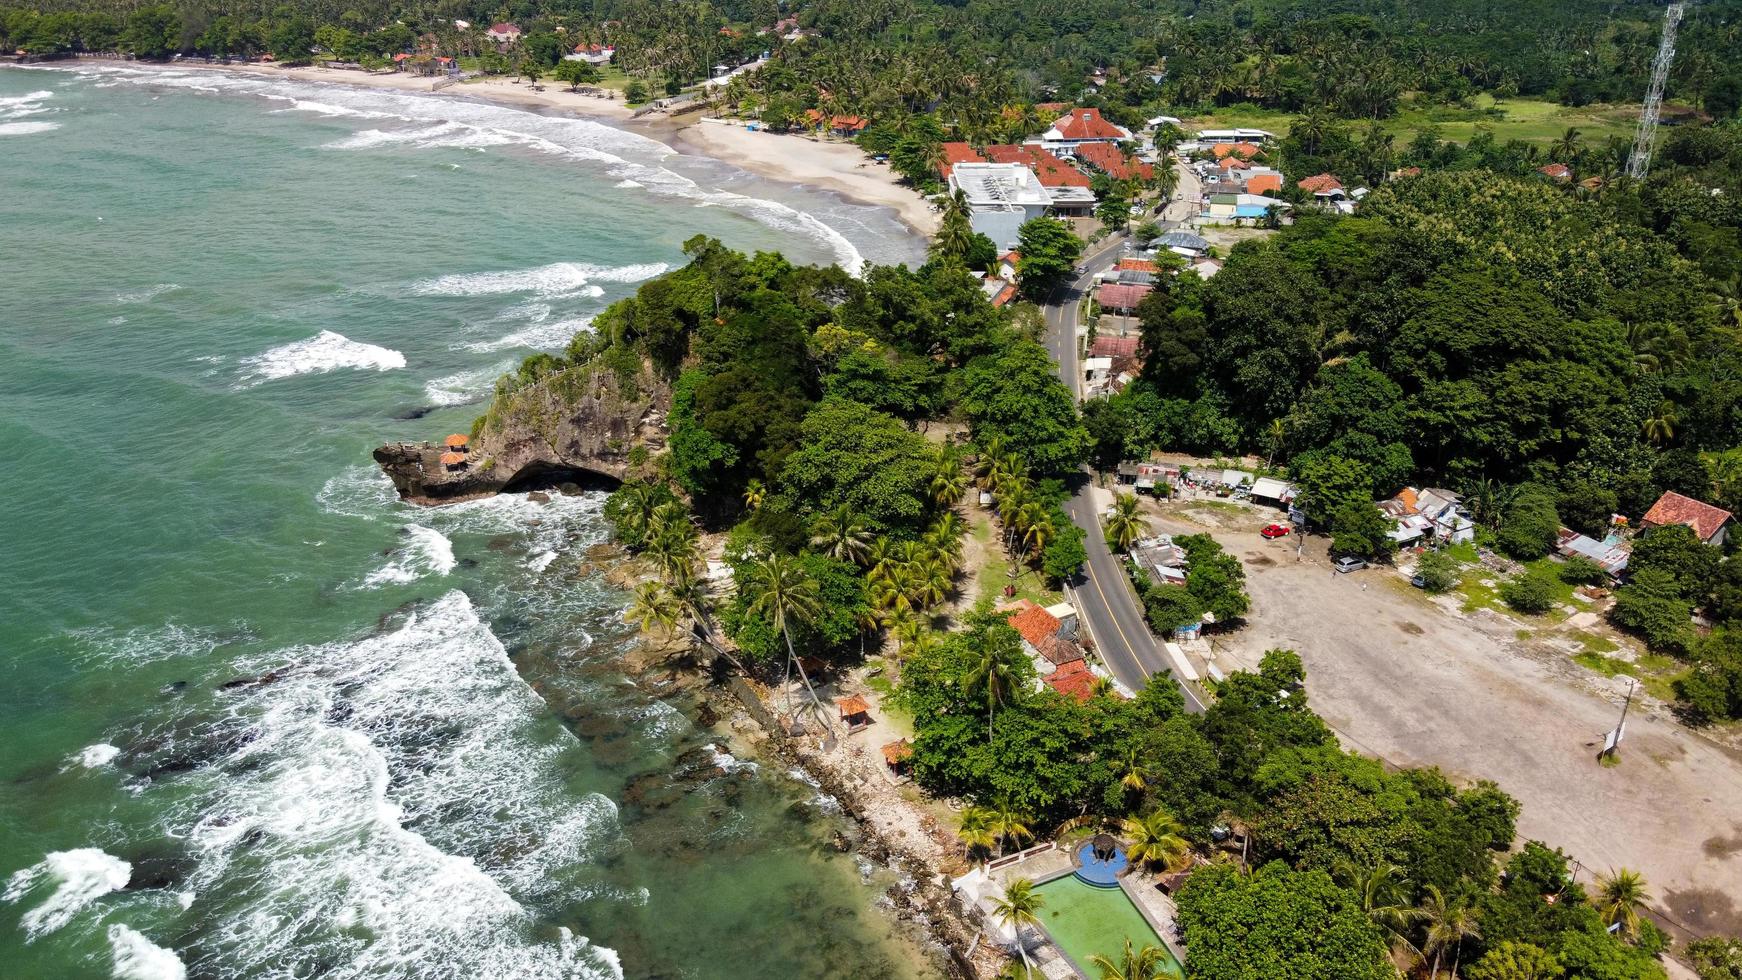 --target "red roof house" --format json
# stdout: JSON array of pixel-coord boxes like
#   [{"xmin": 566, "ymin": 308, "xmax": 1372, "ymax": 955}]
[
  {"xmin": 1244, "ymin": 172, "xmax": 1283, "ymax": 196},
  {"xmin": 1074, "ymin": 141, "xmax": 1154, "ymax": 181},
  {"xmin": 1097, "ymin": 283, "xmax": 1153, "ymax": 312},
  {"xmin": 485, "ymin": 22, "xmax": 521, "ymax": 39},
  {"xmin": 1538, "ymin": 163, "xmax": 1572, "ymax": 182},
  {"xmin": 830, "ymin": 115, "xmax": 869, "ymax": 135},
  {"xmin": 983, "ymin": 145, "xmax": 1092, "ymax": 187},
  {"xmin": 1641, "ymin": 491, "xmax": 1734, "ymax": 545},
  {"xmin": 1211, "ymin": 142, "xmax": 1261, "ymax": 160},
  {"xmin": 1007, "ymin": 605, "xmax": 1062, "ymax": 650},
  {"xmin": 1115, "ymin": 258, "xmax": 1160, "ymax": 273},
  {"xmin": 1298, "ymin": 173, "xmax": 1345, "ymax": 196},
  {"xmin": 938, "ymin": 141, "xmax": 986, "ymax": 179},
  {"xmin": 1043, "ymin": 659, "xmax": 1099, "ymax": 703},
  {"xmin": 1045, "ymin": 107, "xmax": 1132, "ymax": 143},
  {"xmin": 1089, "ymin": 335, "xmax": 1142, "ymax": 358}
]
